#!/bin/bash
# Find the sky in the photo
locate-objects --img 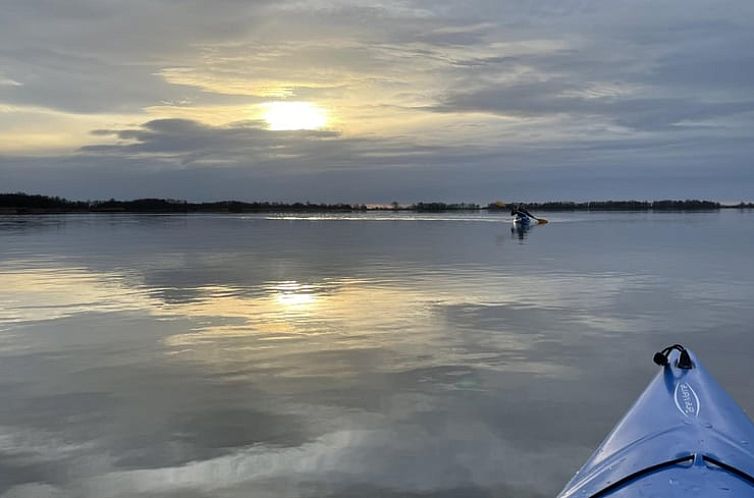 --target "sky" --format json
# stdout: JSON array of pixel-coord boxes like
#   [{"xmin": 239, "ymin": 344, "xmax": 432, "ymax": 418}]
[{"xmin": 1, "ymin": 0, "xmax": 753, "ymax": 202}]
